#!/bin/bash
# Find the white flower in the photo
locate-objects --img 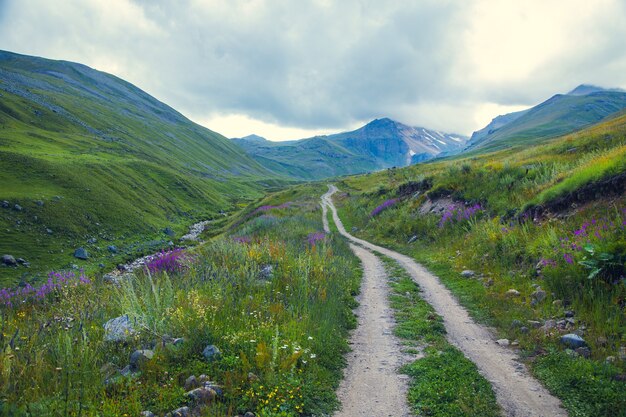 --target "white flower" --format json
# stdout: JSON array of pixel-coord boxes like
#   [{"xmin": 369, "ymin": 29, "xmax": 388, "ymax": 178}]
[{"xmin": 310, "ymin": 354, "xmax": 316, "ymax": 359}]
